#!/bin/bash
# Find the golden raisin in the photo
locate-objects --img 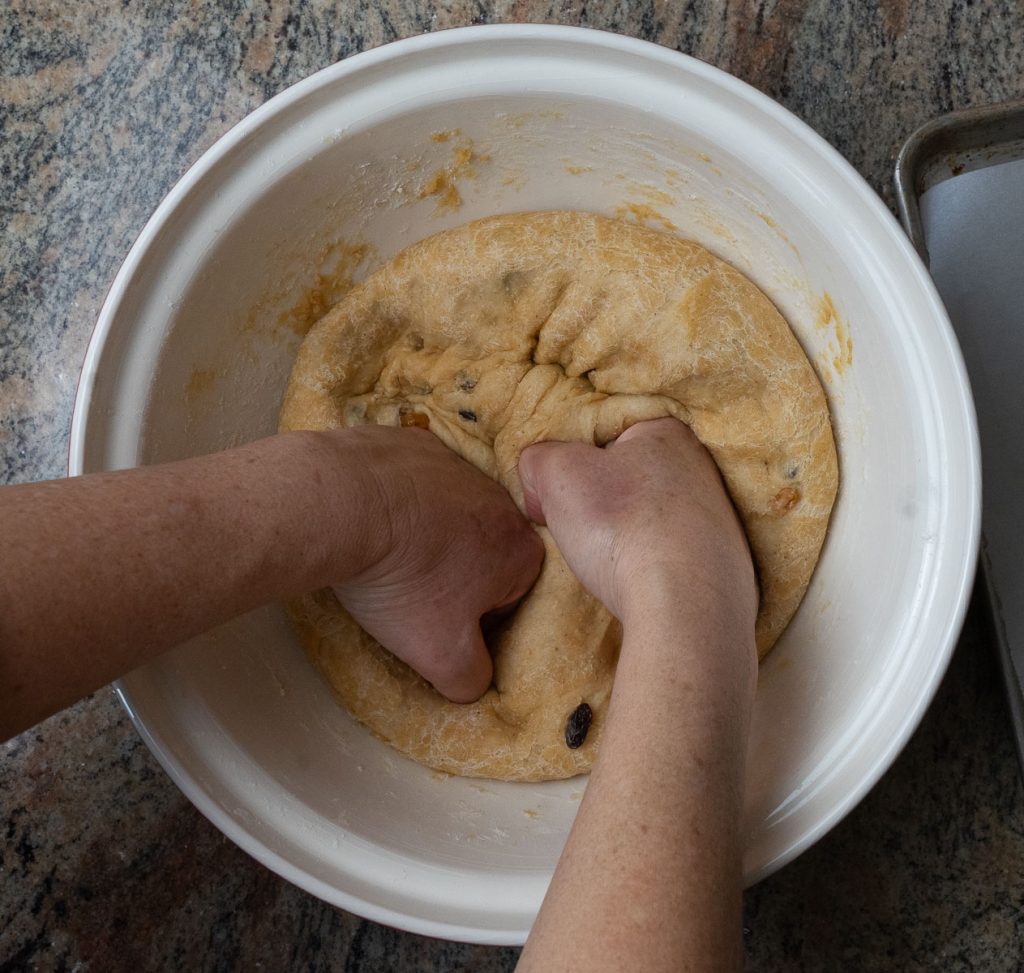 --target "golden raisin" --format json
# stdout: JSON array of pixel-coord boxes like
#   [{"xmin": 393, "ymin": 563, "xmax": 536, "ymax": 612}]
[
  {"xmin": 770, "ymin": 486, "xmax": 801, "ymax": 514},
  {"xmin": 400, "ymin": 411, "xmax": 430, "ymax": 430}
]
